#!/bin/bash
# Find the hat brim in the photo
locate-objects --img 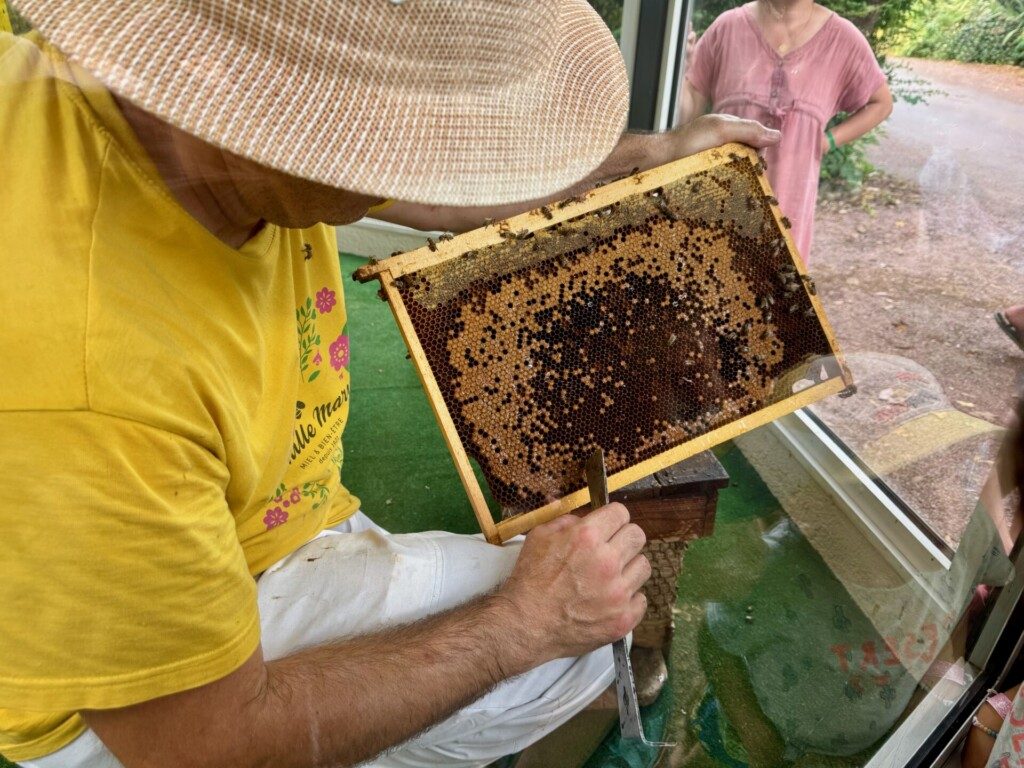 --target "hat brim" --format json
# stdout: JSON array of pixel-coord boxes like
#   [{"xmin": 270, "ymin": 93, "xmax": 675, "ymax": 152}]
[{"xmin": 17, "ymin": 1, "xmax": 628, "ymax": 207}]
